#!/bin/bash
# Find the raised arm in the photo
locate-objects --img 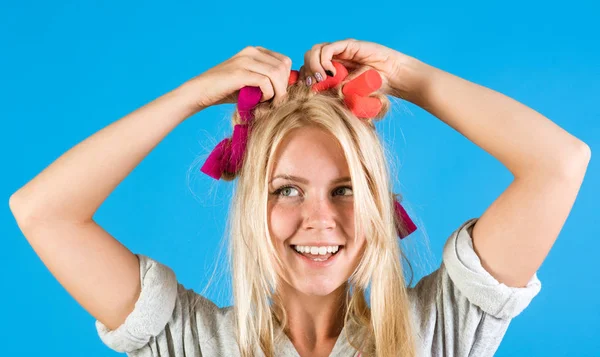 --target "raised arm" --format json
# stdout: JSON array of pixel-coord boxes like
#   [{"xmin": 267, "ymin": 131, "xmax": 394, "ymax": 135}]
[
  {"xmin": 411, "ymin": 61, "xmax": 591, "ymax": 288},
  {"xmin": 9, "ymin": 85, "xmax": 200, "ymax": 330},
  {"xmin": 301, "ymin": 38, "xmax": 591, "ymax": 288},
  {"xmin": 8, "ymin": 45, "xmax": 294, "ymax": 334}
]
